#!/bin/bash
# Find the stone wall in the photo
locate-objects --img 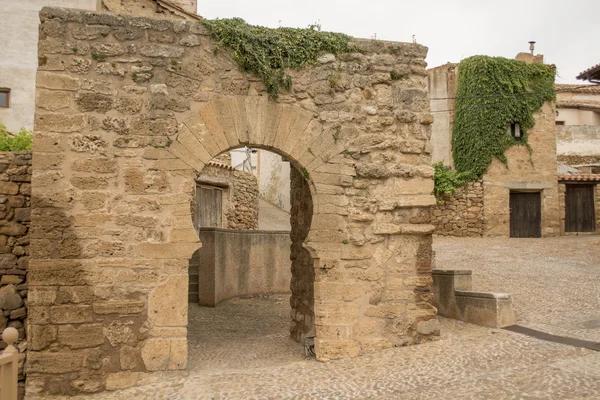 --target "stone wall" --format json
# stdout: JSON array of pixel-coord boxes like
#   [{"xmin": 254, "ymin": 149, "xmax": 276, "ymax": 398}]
[
  {"xmin": 30, "ymin": 7, "xmax": 438, "ymax": 395},
  {"xmin": 192, "ymin": 229, "xmax": 291, "ymax": 306},
  {"xmin": 556, "ymin": 125, "xmax": 600, "ymax": 164},
  {"xmin": 0, "ymin": 151, "xmax": 32, "ymax": 399},
  {"xmin": 431, "ymin": 181, "xmax": 484, "ymax": 237},
  {"xmin": 483, "ymin": 102, "xmax": 560, "ymax": 237},
  {"xmin": 557, "ymin": 154, "xmax": 600, "ymax": 167},
  {"xmin": 195, "ymin": 163, "xmax": 259, "ymax": 230},
  {"xmin": 289, "ymin": 166, "xmax": 314, "ymax": 342},
  {"xmin": 0, "ymin": 0, "xmax": 97, "ymax": 133}
]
